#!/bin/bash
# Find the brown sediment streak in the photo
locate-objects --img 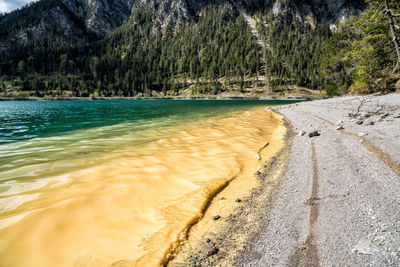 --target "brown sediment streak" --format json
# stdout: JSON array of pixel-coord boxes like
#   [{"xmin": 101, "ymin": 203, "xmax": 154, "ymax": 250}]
[
  {"xmin": 340, "ymin": 132, "xmax": 400, "ymax": 177},
  {"xmin": 257, "ymin": 141, "xmax": 270, "ymax": 163},
  {"xmin": 305, "ymin": 112, "xmax": 400, "ymax": 177}
]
